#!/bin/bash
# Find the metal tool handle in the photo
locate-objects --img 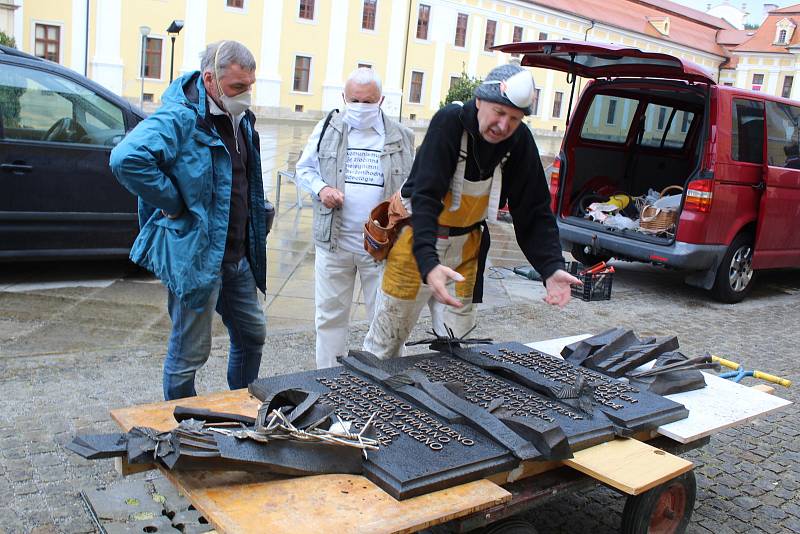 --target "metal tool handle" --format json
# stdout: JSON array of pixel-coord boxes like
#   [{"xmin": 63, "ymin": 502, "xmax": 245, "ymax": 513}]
[
  {"xmin": 753, "ymin": 371, "xmax": 792, "ymax": 388},
  {"xmin": 711, "ymin": 355, "xmax": 740, "ymax": 370}
]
